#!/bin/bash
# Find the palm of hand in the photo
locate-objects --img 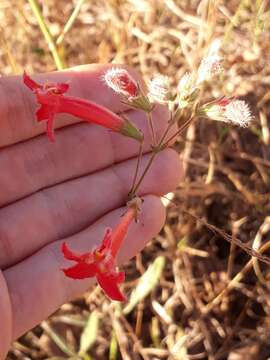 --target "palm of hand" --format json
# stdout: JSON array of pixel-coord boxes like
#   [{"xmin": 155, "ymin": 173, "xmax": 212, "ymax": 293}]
[{"xmin": 0, "ymin": 64, "xmax": 181, "ymax": 358}]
